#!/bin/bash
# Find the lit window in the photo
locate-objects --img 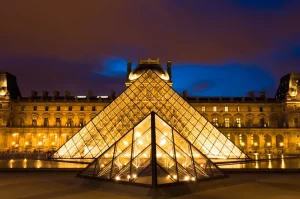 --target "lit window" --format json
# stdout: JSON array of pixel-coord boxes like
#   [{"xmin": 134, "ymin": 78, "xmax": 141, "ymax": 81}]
[
  {"xmin": 259, "ymin": 106, "xmax": 263, "ymax": 112},
  {"xmin": 212, "ymin": 118, "xmax": 218, "ymax": 126},
  {"xmin": 66, "ymin": 118, "xmax": 72, "ymax": 127},
  {"xmin": 236, "ymin": 118, "xmax": 241, "ymax": 127},
  {"xmin": 79, "ymin": 118, "xmax": 84, "ymax": 127},
  {"xmin": 56, "ymin": 118, "xmax": 61, "ymax": 127},
  {"xmin": 225, "ymin": 118, "xmax": 230, "ymax": 127},
  {"xmin": 201, "ymin": 106, "xmax": 205, "ymax": 112},
  {"xmin": 227, "ymin": 133, "xmax": 230, "ymax": 139},
  {"xmin": 237, "ymin": 107, "xmax": 240, "ymax": 112},
  {"xmin": 44, "ymin": 118, "xmax": 49, "ymax": 127},
  {"xmin": 213, "ymin": 106, "xmax": 217, "ymax": 112},
  {"xmin": 32, "ymin": 118, "xmax": 37, "ymax": 127},
  {"xmin": 248, "ymin": 106, "xmax": 251, "ymax": 112},
  {"xmin": 225, "ymin": 106, "xmax": 228, "ymax": 112}
]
